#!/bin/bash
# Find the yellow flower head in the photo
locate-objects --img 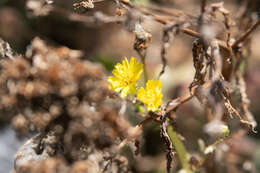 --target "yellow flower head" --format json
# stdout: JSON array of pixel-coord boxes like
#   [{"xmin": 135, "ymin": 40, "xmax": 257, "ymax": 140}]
[
  {"xmin": 137, "ymin": 80, "xmax": 163, "ymax": 112},
  {"xmin": 108, "ymin": 57, "xmax": 143, "ymax": 97}
]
